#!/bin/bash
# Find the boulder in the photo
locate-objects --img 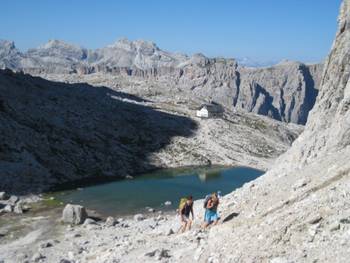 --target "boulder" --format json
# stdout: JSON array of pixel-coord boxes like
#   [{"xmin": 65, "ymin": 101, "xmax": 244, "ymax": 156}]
[
  {"xmin": 13, "ymin": 202, "xmax": 24, "ymax": 214},
  {"xmin": 62, "ymin": 204, "xmax": 88, "ymax": 225},
  {"xmin": 0, "ymin": 192, "xmax": 8, "ymax": 200},
  {"xmin": 4, "ymin": 204, "xmax": 13, "ymax": 213},
  {"xmin": 105, "ymin": 216, "xmax": 116, "ymax": 227},
  {"xmin": 8, "ymin": 195, "xmax": 19, "ymax": 205}
]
